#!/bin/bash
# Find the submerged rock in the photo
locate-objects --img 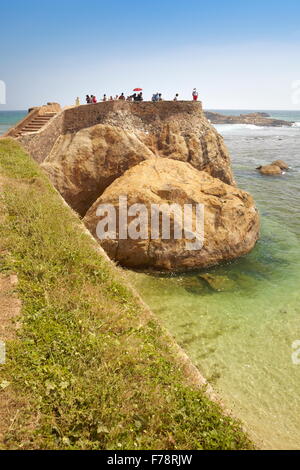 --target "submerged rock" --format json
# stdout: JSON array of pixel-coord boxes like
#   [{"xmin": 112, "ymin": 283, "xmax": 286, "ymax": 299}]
[
  {"xmin": 83, "ymin": 158, "xmax": 260, "ymax": 271},
  {"xmin": 183, "ymin": 276, "xmax": 206, "ymax": 294},
  {"xmin": 235, "ymin": 273, "xmax": 258, "ymax": 290},
  {"xmin": 198, "ymin": 274, "xmax": 236, "ymax": 292}
]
